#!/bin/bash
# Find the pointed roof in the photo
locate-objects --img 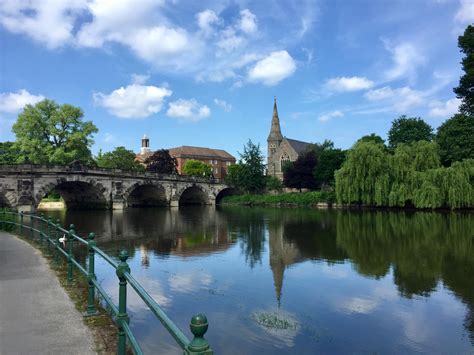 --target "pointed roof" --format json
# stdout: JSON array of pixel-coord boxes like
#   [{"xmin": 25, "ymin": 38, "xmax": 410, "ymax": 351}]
[
  {"xmin": 286, "ymin": 138, "xmax": 311, "ymax": 154},
  {"xmin": 267, "ymin": 97, "xmax": 283, "ymax": 142}
]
